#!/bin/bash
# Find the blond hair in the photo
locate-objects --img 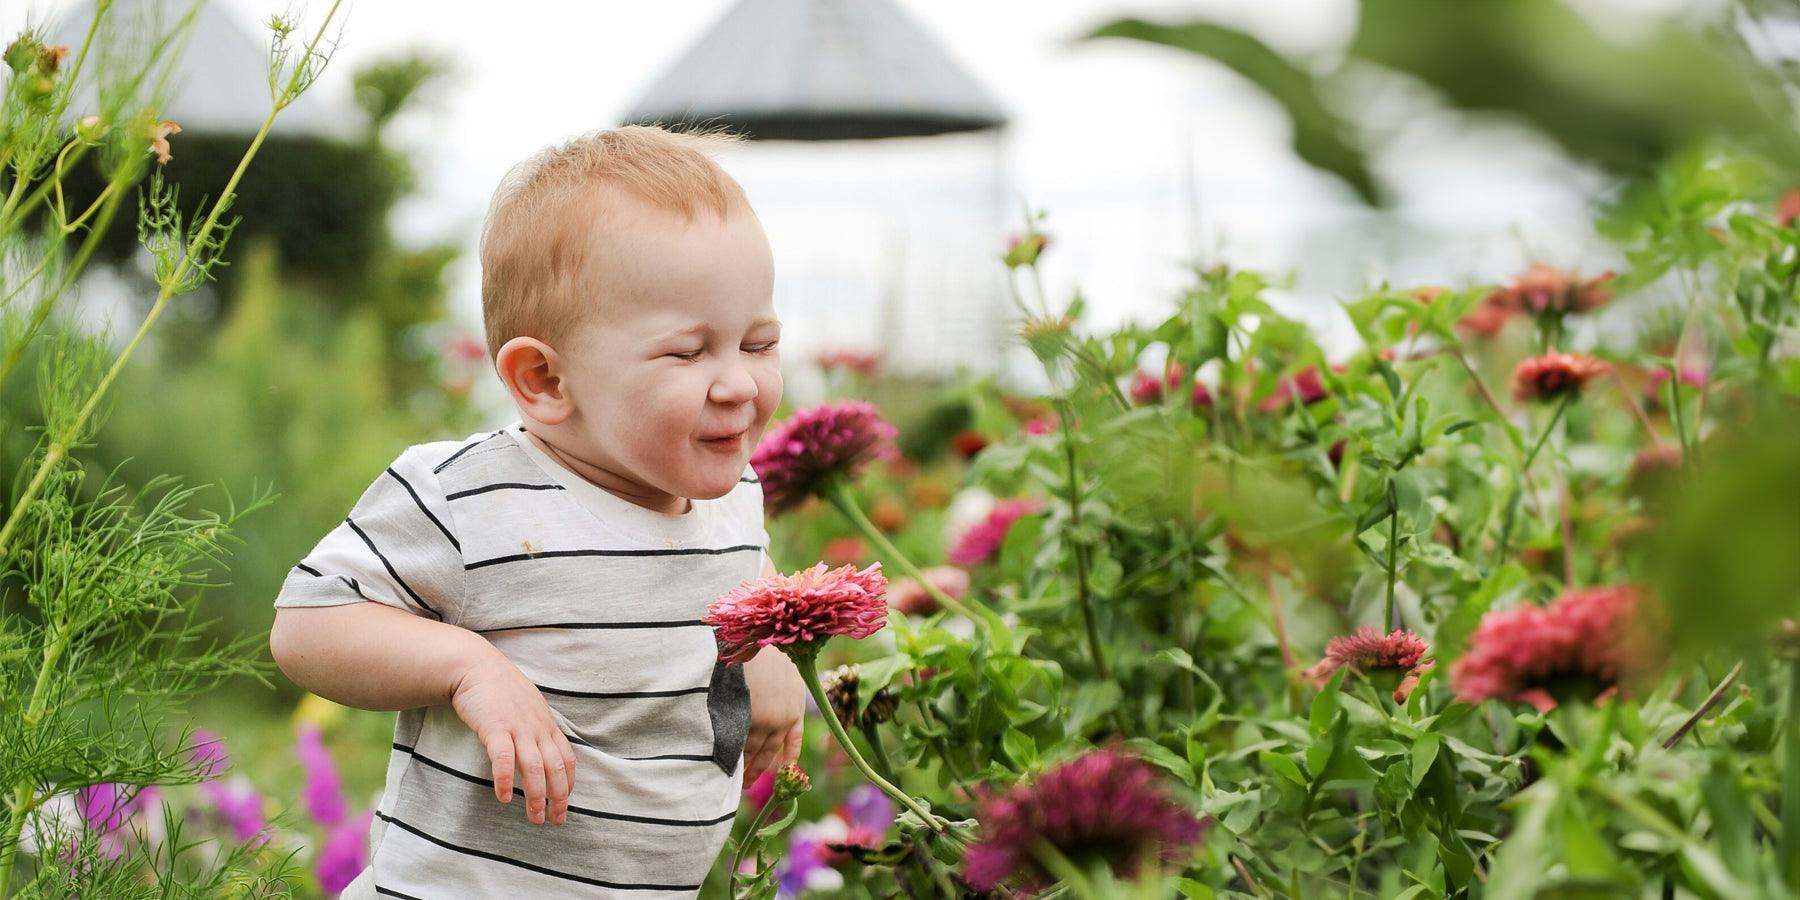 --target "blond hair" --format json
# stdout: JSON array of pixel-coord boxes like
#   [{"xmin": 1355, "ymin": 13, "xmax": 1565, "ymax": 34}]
[{"xmin": 479, "ymin": 125, "xmax": 749, "ymax": 355}]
